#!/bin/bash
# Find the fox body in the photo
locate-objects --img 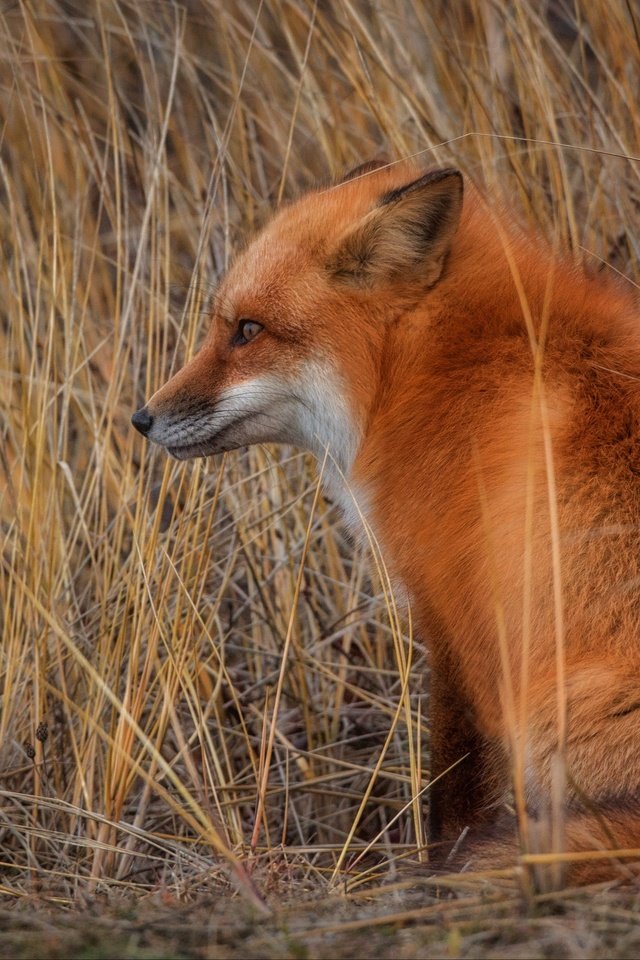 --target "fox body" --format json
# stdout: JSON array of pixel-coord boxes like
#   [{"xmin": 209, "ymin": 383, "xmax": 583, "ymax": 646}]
[{"xmin": 133, "ymin": 161, "xmax": 640, "ymax": 883}]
